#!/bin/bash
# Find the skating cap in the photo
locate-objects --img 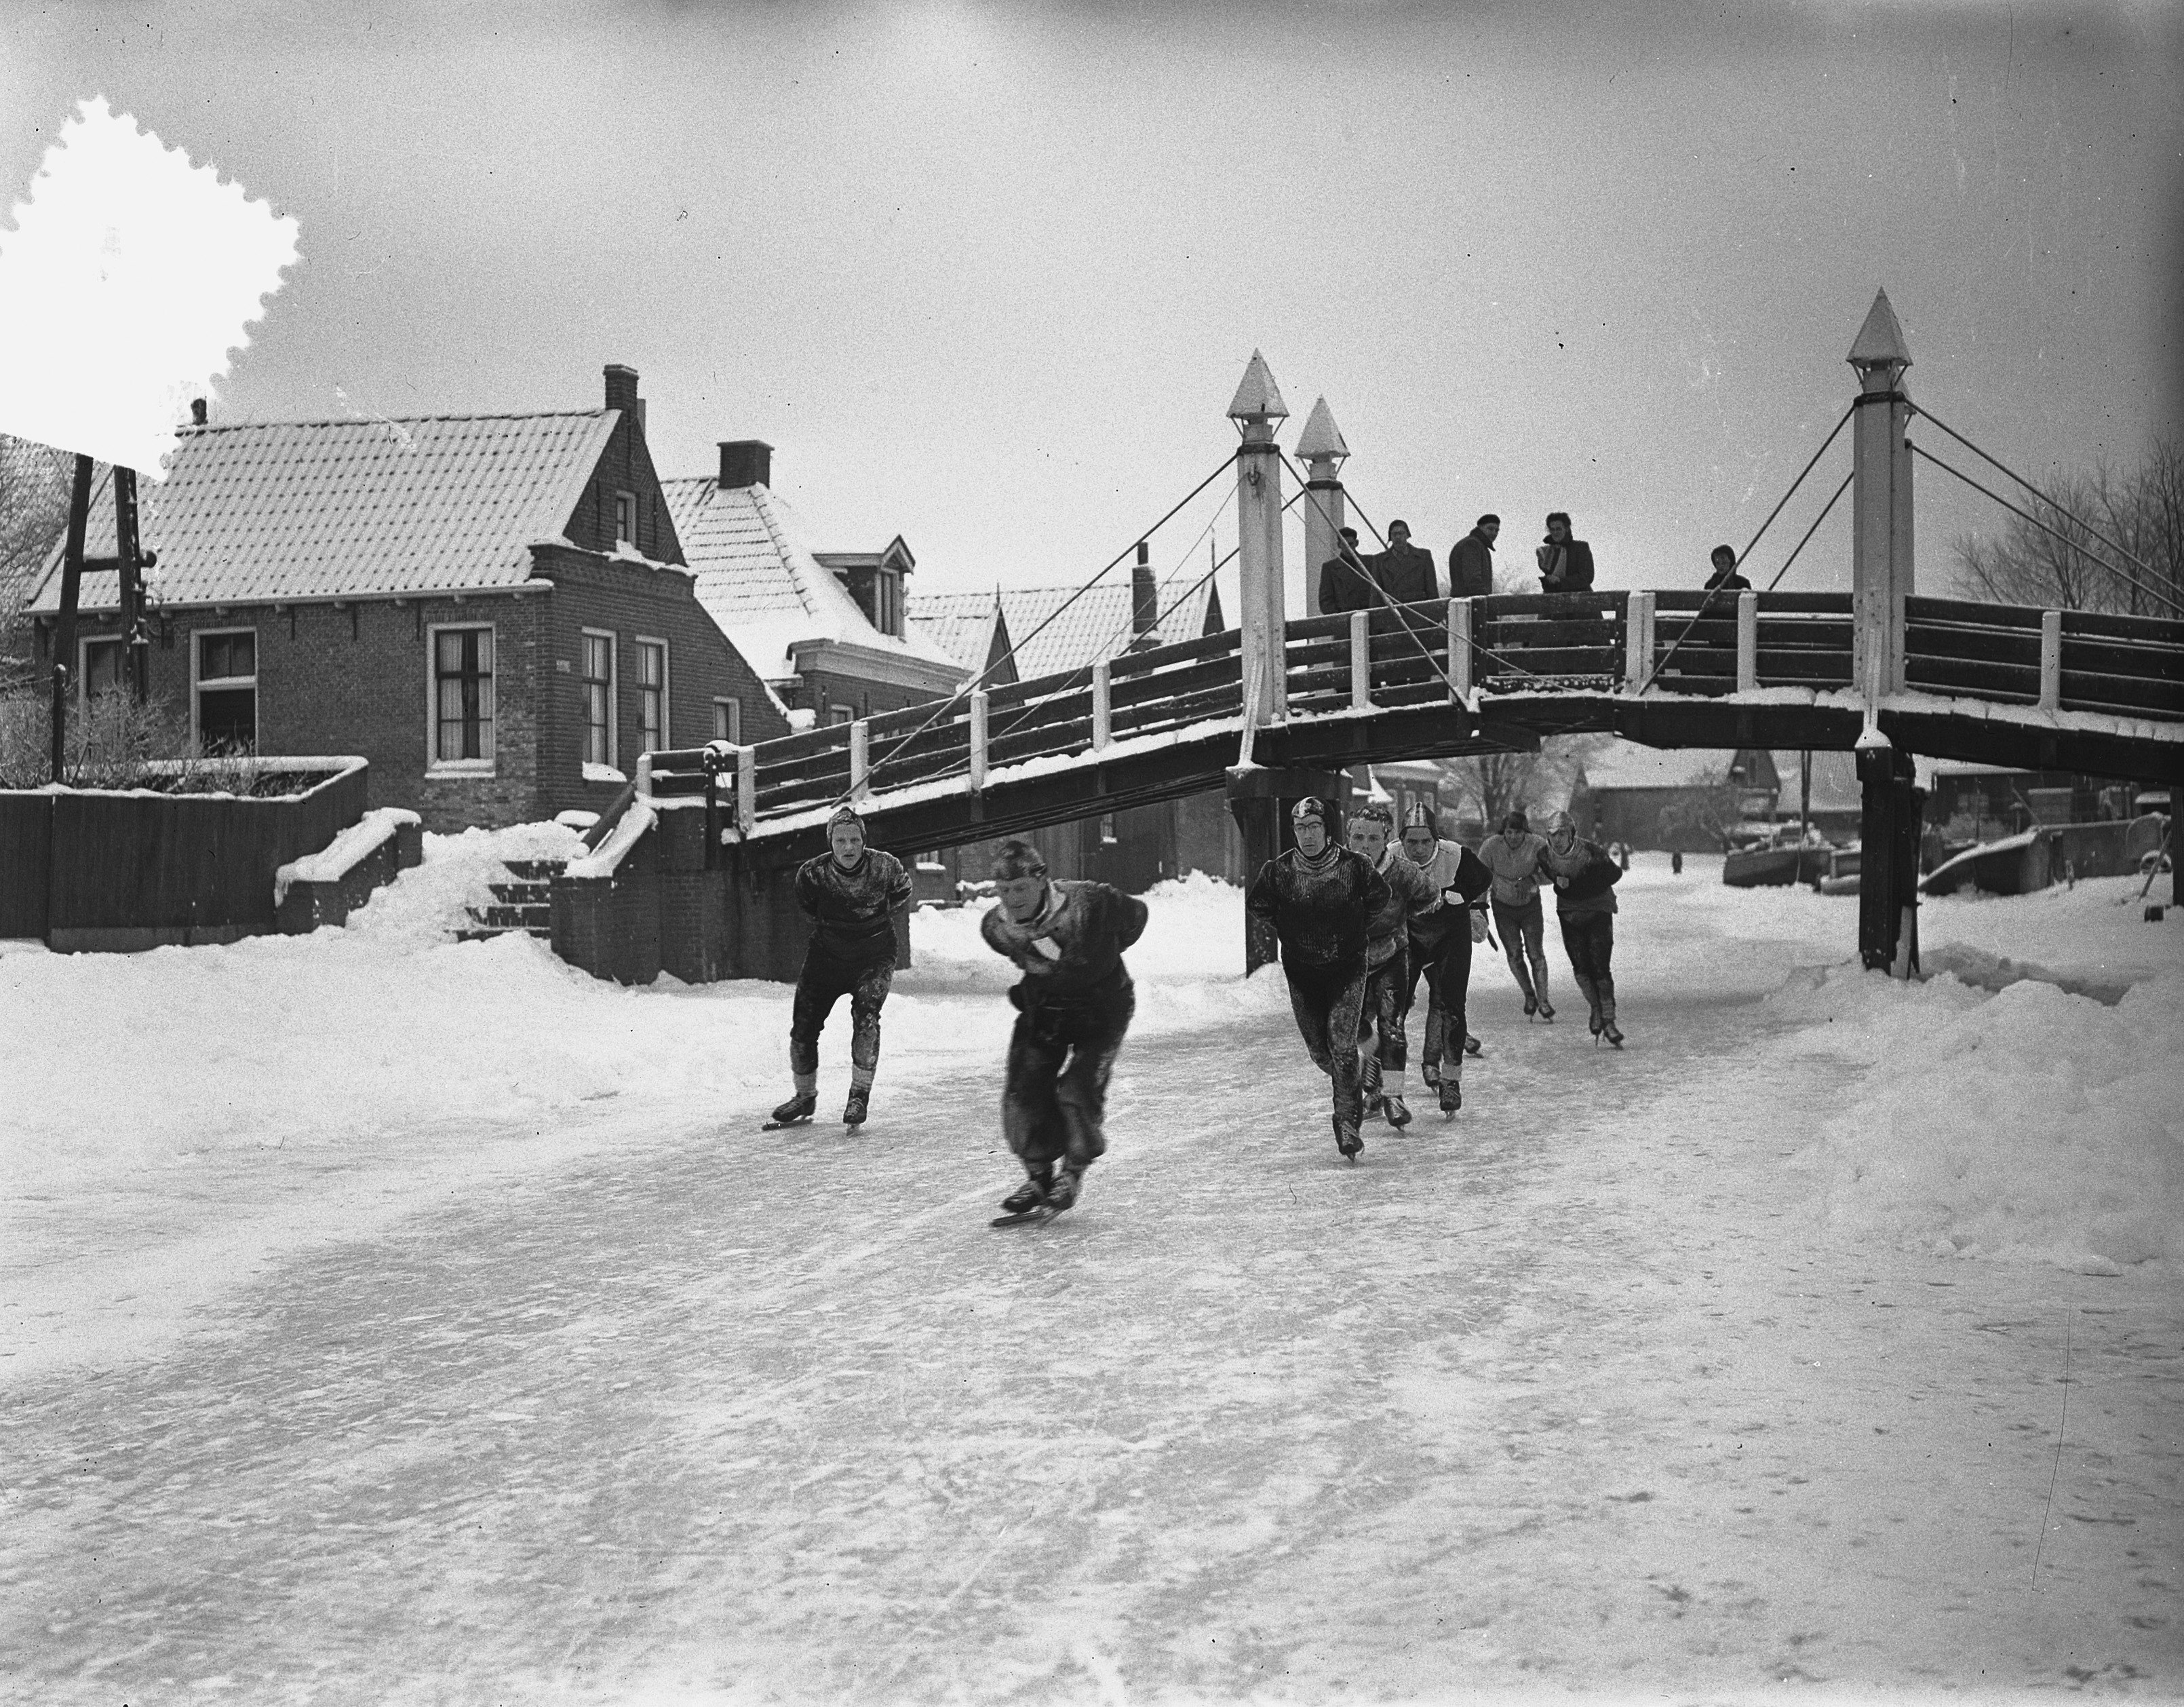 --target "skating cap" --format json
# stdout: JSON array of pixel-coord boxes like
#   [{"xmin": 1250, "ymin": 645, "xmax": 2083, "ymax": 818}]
[
  {"xmin": 1346, "ymin": 802, "xmax": 1393, "ymax": 829},
  {"xmin": 1401, "ymin": 803, "xmax": 1437, "ymax": 834},
  {"xmin": 826, "ymin": 803, "xmax": 866, "ymax": 834},
  {"xmin": 1289, "ymin": 797, "xmax": 1330, "ymax": 828},
  {"xmin": 1544, "ymin": 810, "xmax": 1576, "ymax": 840}
]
